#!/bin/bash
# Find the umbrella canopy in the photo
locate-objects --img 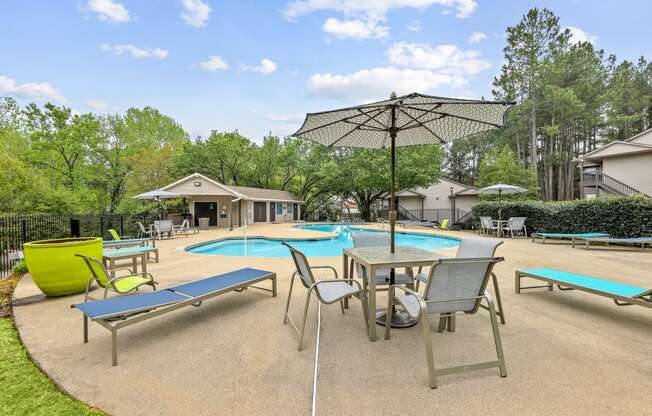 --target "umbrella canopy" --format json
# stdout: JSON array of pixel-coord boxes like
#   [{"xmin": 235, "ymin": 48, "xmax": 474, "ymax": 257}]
[
  {"xmin": 478, "ymin": 184, "xmax": 527, "ymax": 195},
  {"xmin": 293, "ymin": 92, "xmax": 514, "ymax": 248},
  {"xmin": 132, "ymin": 189, "xmax": 179, "ymax": 200},
  {"xmin": 293, "ymin": 92, "xmax": 514, "ymax": 327},
  {"xmin": 133, "ymin": 189, "xmax": 179, "ymax": 220}
]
